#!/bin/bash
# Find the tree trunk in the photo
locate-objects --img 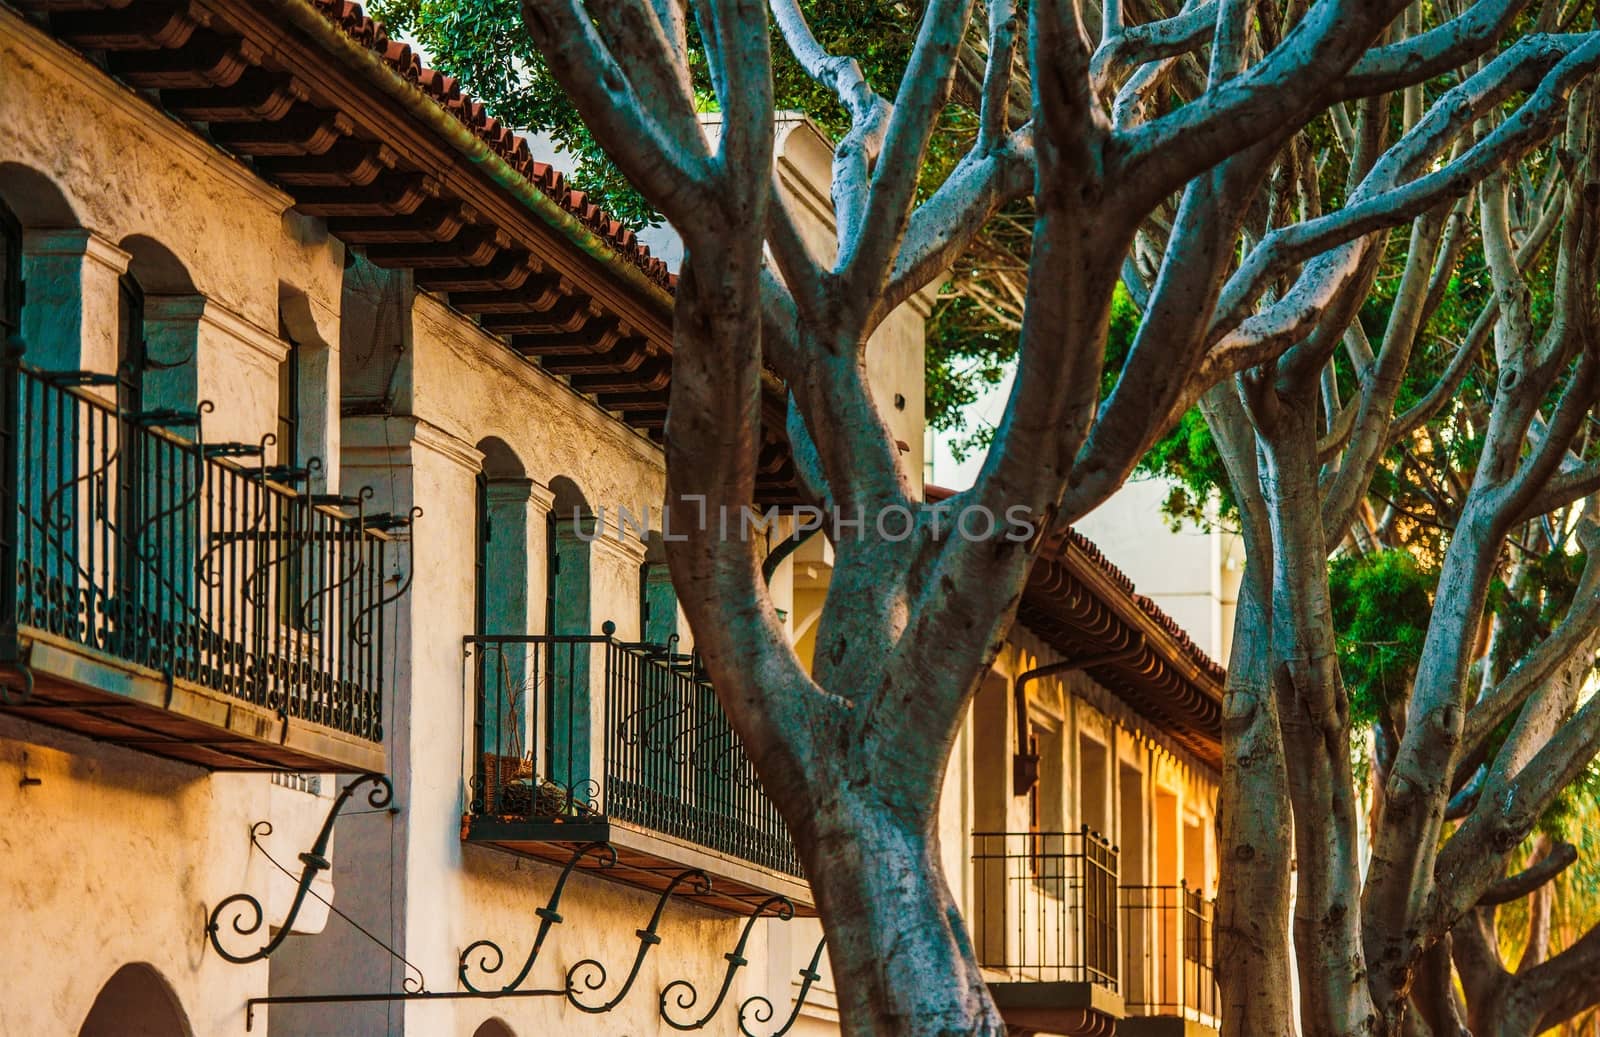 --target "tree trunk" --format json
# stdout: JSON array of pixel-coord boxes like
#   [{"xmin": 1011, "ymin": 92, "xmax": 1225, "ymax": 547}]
[
  {"xmin": 1259, "ymin": 395, "xmax": 1378, "ymax": 1035},
  {"xmin": 1215, "ymin": 569, "xmax": 1298, "ymax": 1037},
  {"xmin": 801, "ymin": 798, "xmax": 1005, "ymax": 1036},
  {"xmin": 1204, "ymin": 386, "xmax": 1298, "ymax": 1037}
]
